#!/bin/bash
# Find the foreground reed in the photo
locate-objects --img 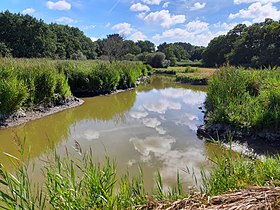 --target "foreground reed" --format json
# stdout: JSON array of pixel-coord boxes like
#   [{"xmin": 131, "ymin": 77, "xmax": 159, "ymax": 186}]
[{"xmin": 0, "ymin": 144, "xmax": 279, "ymax": 209}]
